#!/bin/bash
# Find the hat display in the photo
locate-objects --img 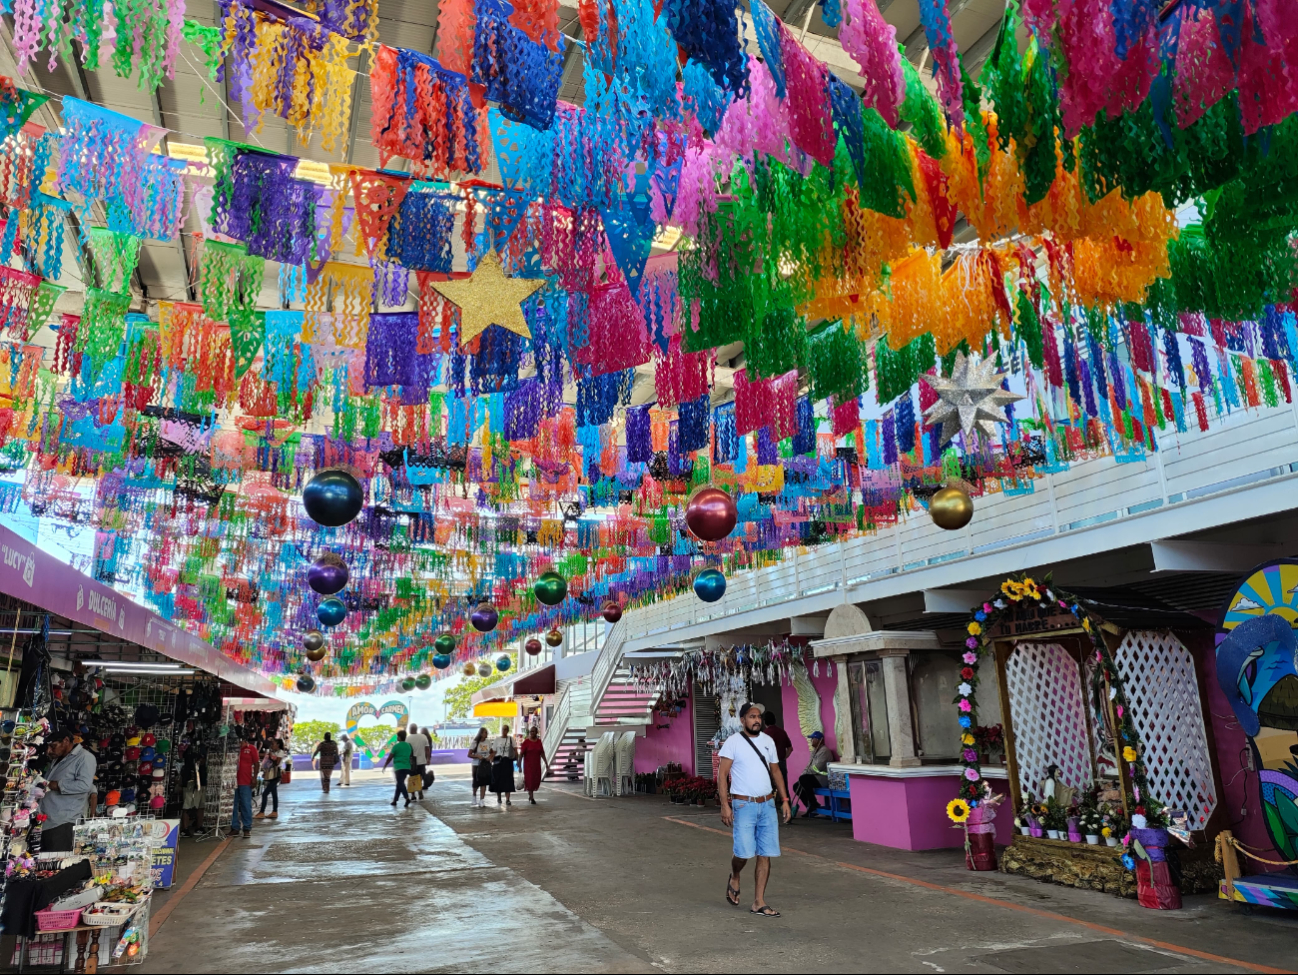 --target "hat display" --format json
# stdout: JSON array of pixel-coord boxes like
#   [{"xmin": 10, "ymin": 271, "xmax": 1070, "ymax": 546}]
[{"xmin": 105, "ymin": 790, "xmax": 121, "ymax": 806}]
